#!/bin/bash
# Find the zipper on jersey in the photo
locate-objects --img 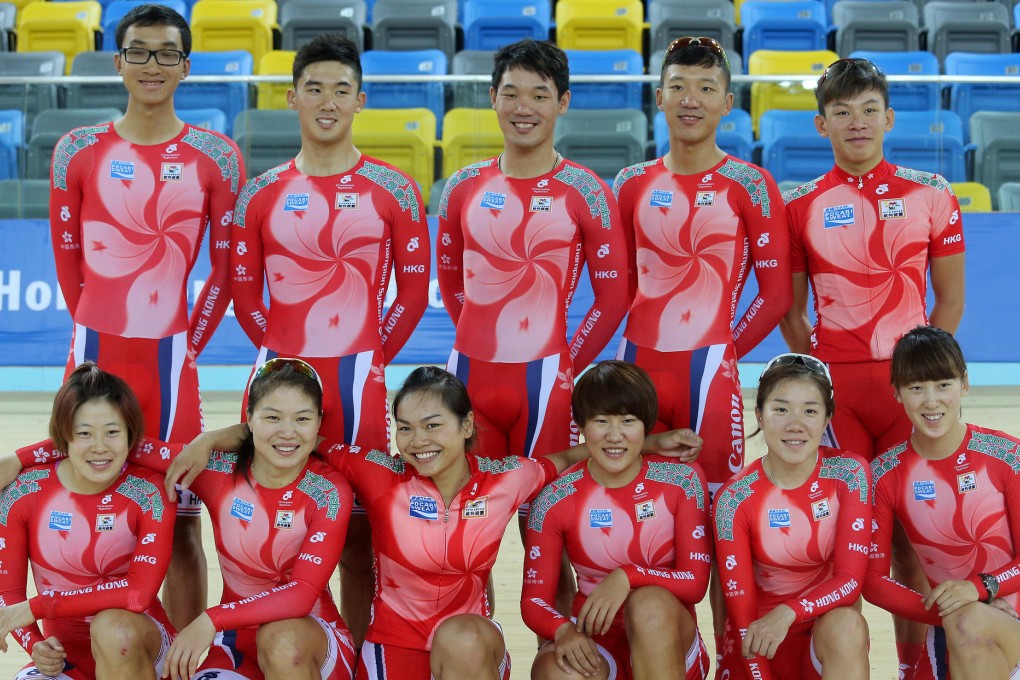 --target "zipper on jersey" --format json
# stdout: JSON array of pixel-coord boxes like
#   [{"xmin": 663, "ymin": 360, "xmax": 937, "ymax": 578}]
[{"xmin": 856, "ymin": 176, "xmax": 863, "ymax": 189}]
